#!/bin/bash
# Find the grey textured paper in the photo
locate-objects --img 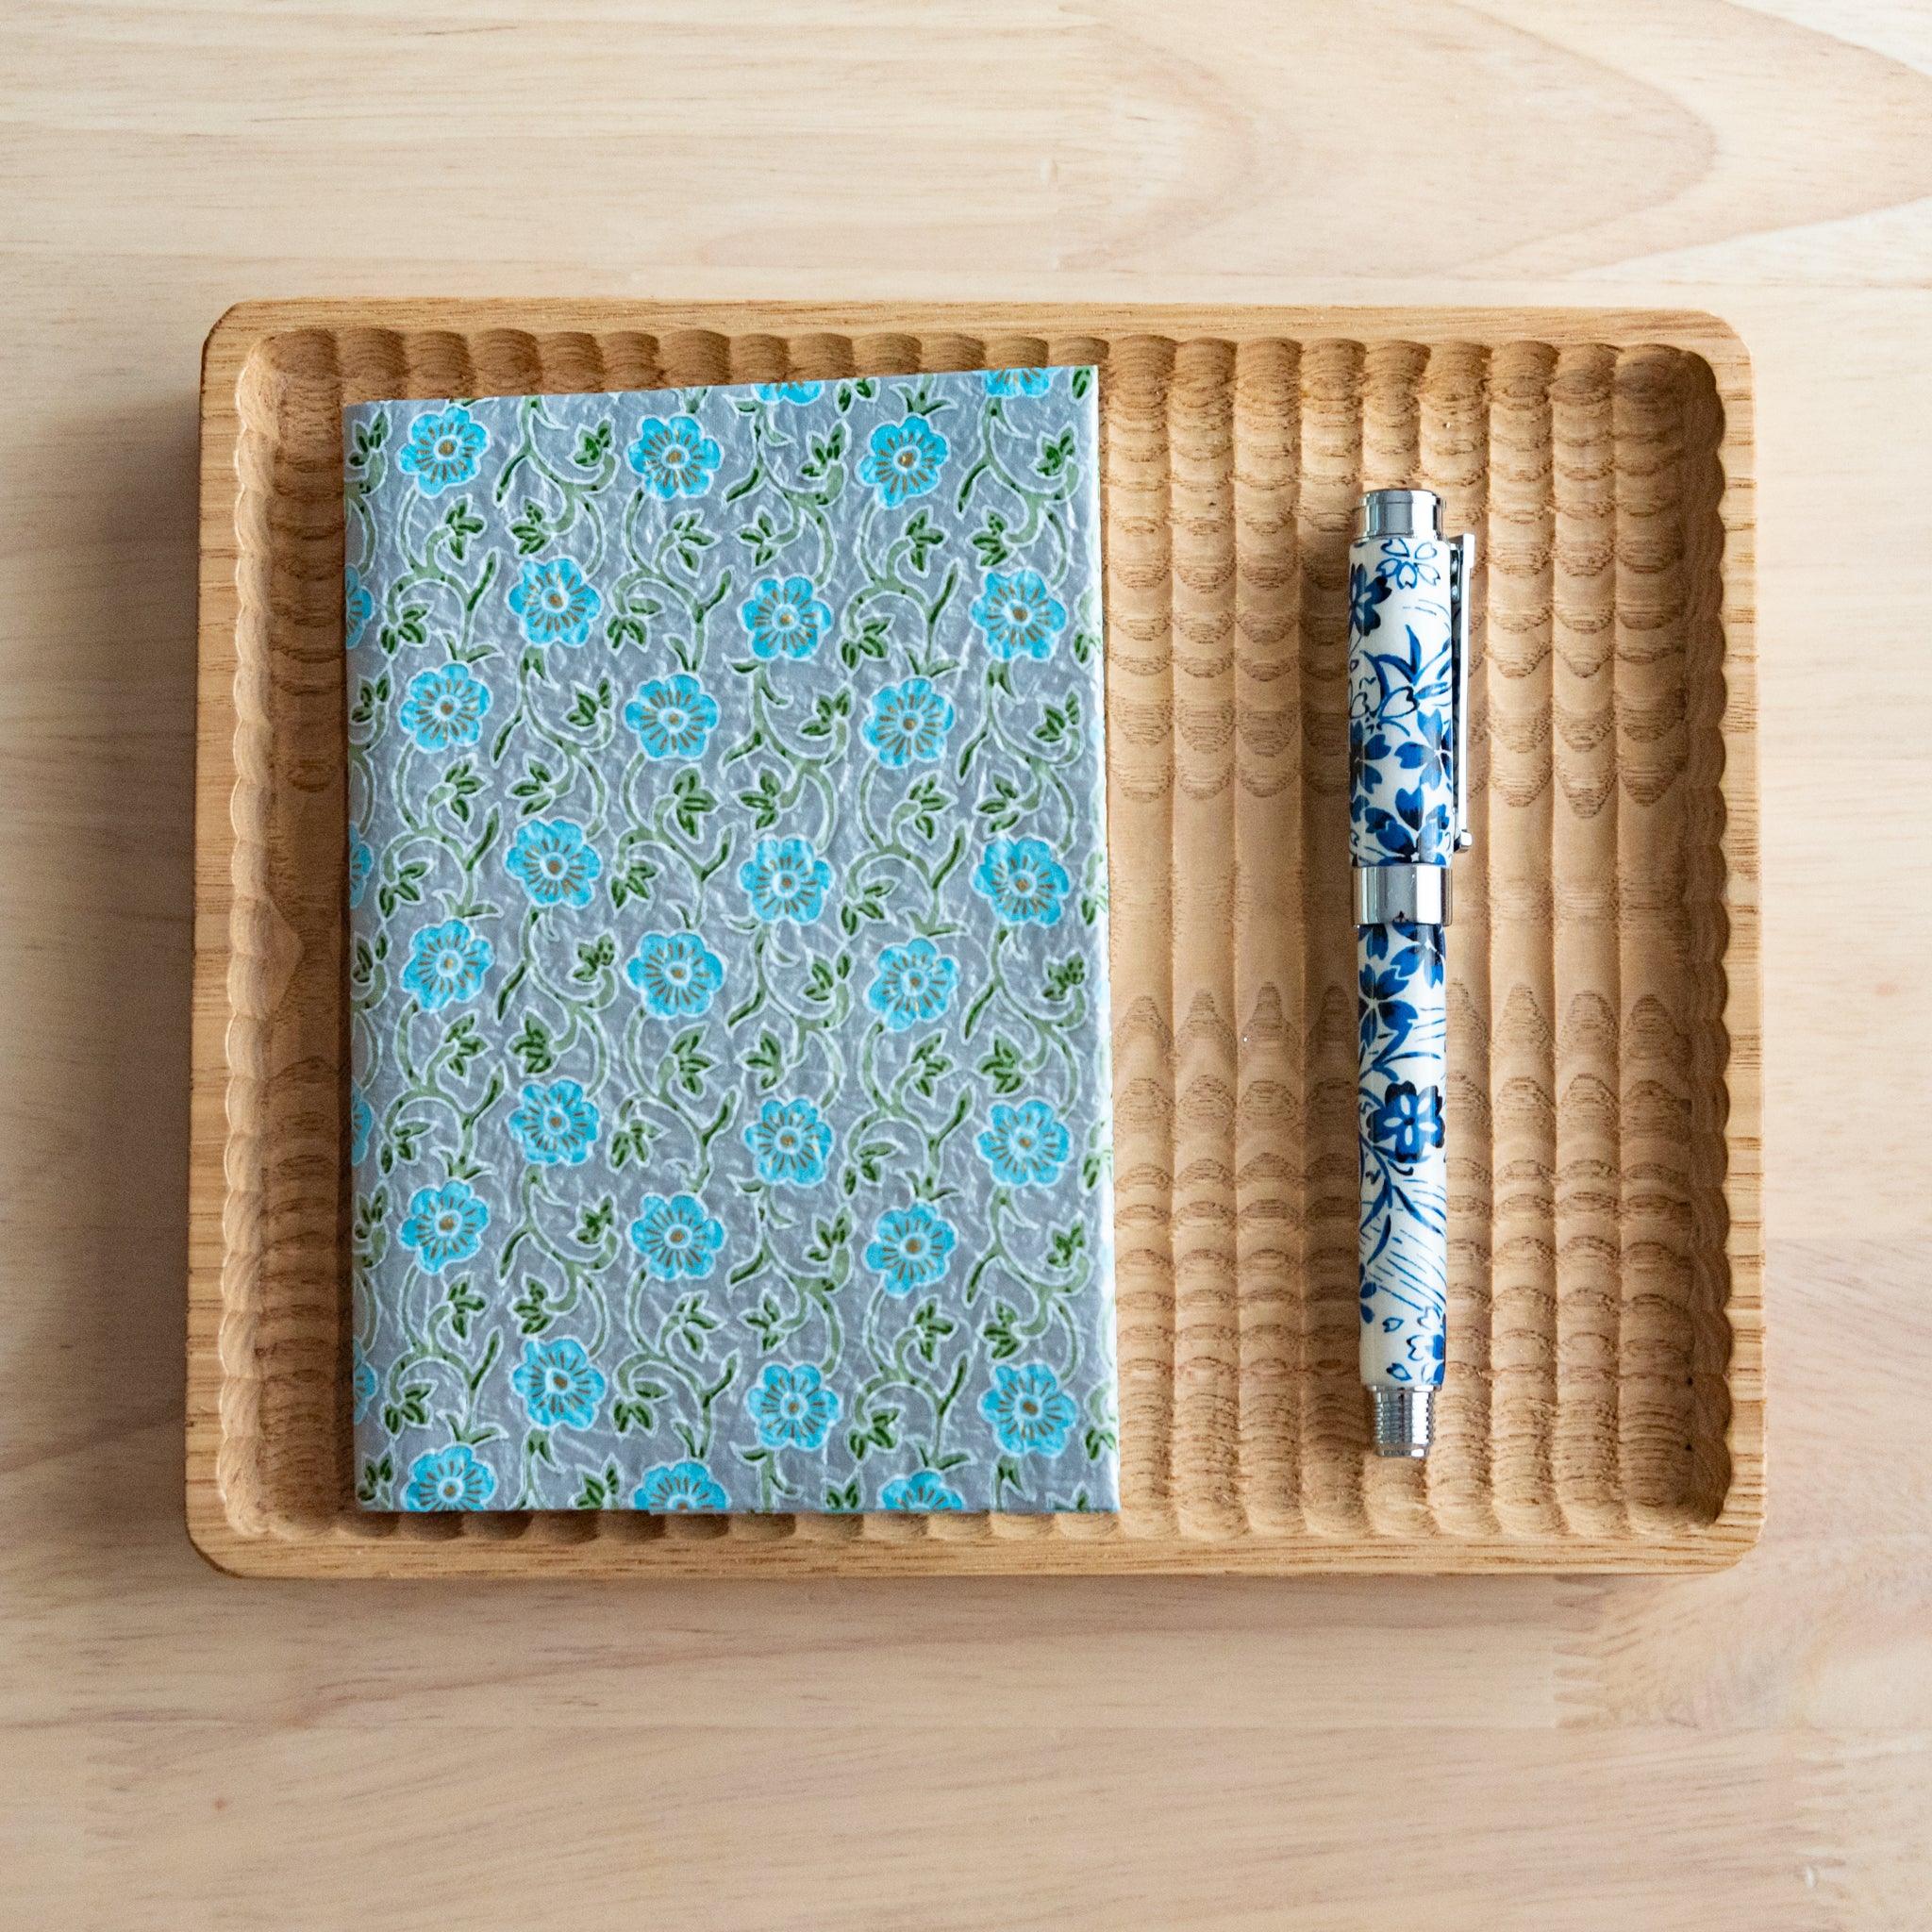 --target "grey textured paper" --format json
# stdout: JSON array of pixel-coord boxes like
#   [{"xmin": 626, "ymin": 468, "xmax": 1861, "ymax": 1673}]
[{"xmin": 343, "ymin": 366, "xmax": 1117, "ymax": 1513}]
